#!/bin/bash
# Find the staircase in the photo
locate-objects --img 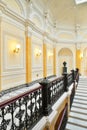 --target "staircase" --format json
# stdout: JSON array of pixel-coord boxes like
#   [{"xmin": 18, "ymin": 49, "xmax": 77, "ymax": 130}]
[{"xmin": 65, "ymin": 76, "xmax": 87, "ymax": 130}]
